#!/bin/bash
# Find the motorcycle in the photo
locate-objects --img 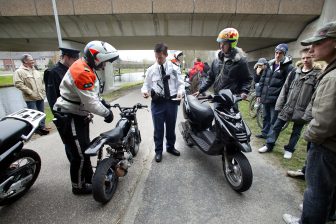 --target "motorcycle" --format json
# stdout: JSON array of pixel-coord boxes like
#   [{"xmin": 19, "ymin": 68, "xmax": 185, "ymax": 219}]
[
  {"xmin": 0, "ymin": 109, "xmax": 44, "ymax": 205},
  {"xmin": 85, "ymin": 103, "xmax": 147, "ymax": 204},
  {"xmin": 179, "ymin": 89, "xmax": 253, "ymax": 192}
]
